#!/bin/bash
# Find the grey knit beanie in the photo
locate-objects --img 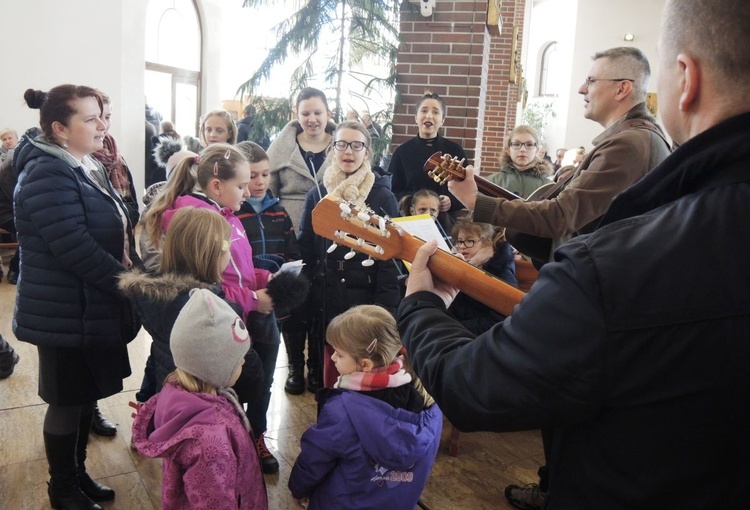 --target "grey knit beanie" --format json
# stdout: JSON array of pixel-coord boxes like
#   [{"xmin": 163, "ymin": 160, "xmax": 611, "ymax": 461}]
[{"xmin": 171, "ymin": 288, "xmax": 251, "ymax": 388}]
